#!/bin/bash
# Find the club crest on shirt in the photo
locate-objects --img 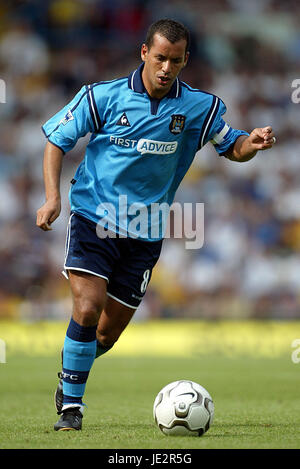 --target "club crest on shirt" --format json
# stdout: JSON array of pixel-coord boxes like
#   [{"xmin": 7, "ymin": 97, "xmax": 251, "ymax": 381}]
[{"xmin": 169, "ymin": 114, "xmax": 186, "ymax": 134}]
